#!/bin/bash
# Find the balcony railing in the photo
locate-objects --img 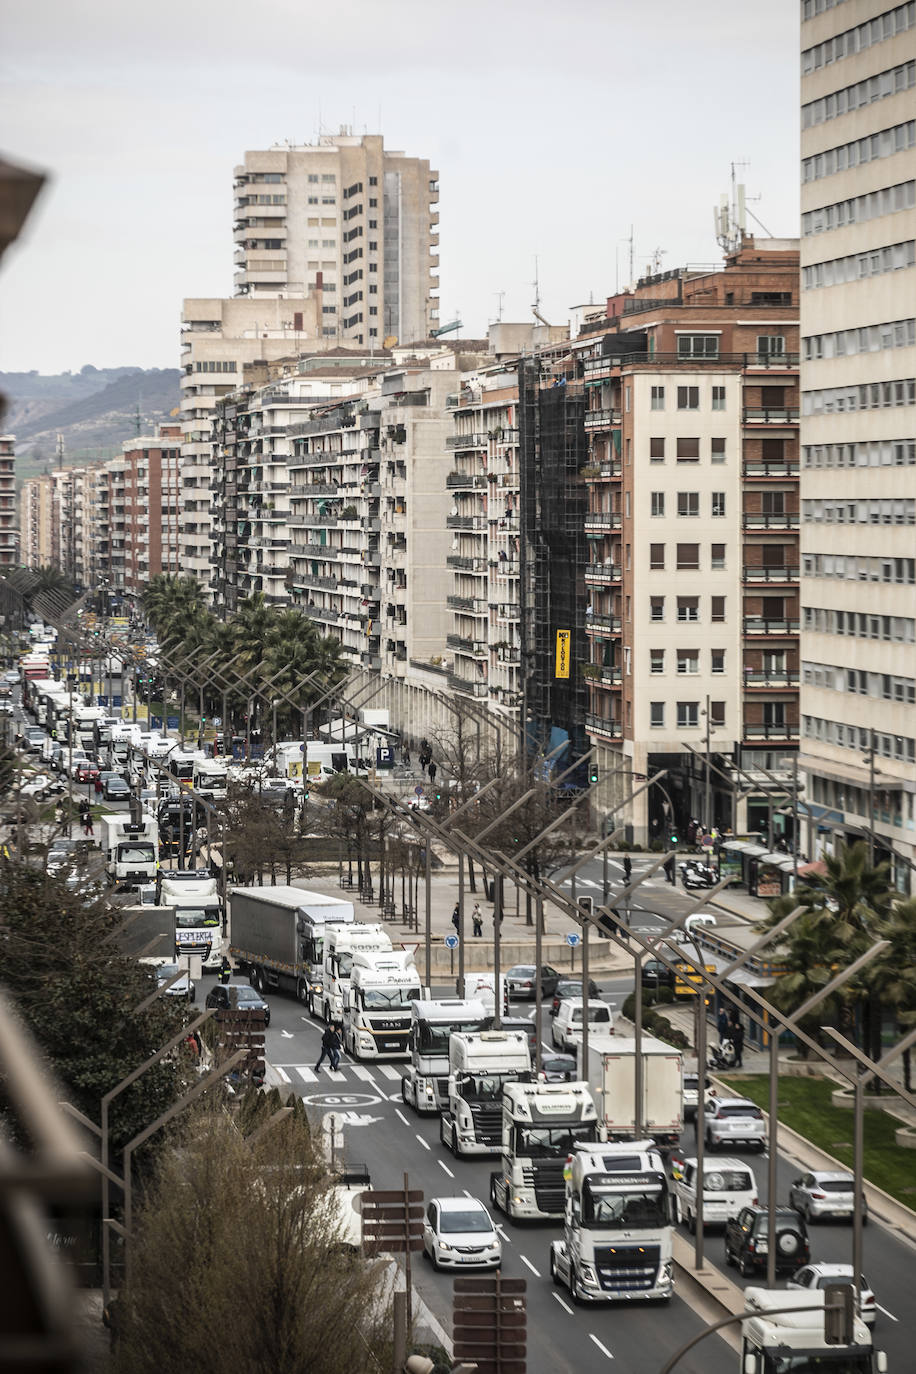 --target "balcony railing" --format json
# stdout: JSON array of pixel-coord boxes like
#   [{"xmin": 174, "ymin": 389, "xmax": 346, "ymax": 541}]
[
  {"xmin": 742, "ymin": 407, "xmax": 800, "ymax": 424},
  {"xmin": 446, "ymin": 472, "xmax": 486, "ymax": 489},
  {"xmin": 585, "ymin": 613, "xmax": 621, "ymax": 634},
  {"xmin": 446, "ymin": 432, "xmax": 489, "ymax": 449},
  {"xmin": 447, "ymin": 554, "xmax": 487, "ymax": 572},
  {"xmin": 447, "ymin": 515, "xmax": 487, "ymax": 531},
  {"xmin": 585, "ymin": 711, "xmax": 622, "ymax": 739},
  {"xmin": 743, "ymin": 723, "xmax": 800, "ymax": 740},
  {"xmin": 743, "ymin": 565, "xmax": 798, "ymax": 582},
  {"xmin": 497, "ymin": 604, "xmax": 520, "ymax": 621},
  {"xmin": 585, "ymin": 562, "xmax": 622, "ymax": 584},
  {"xmin": 584, "ymin": 511, "xmax": 622, "ymax": 532},
  {"xmin": 447, "ymin": 595, "xmax": 488, "ymax": 615},
  {"xmin": 743, "ymin": 671, "xmax": 800, "ymax": 688},
  {"xmin": 584, "ymin": 408, "xmax": 622, "ymax": 430},
  {"xmin": 742, "ymin": 513, "xmax": 799, "ymax": 530},
  {"xmin": 742, "ymin": 461, "xmax": 799, "ymax": 478},
  {"xmin": 743, "ymin": 618, "xmax": 799, "ymax": 635},
  {"xmin": 446, "ymin": 633, "xmax": 488, "ymax": 657}
]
